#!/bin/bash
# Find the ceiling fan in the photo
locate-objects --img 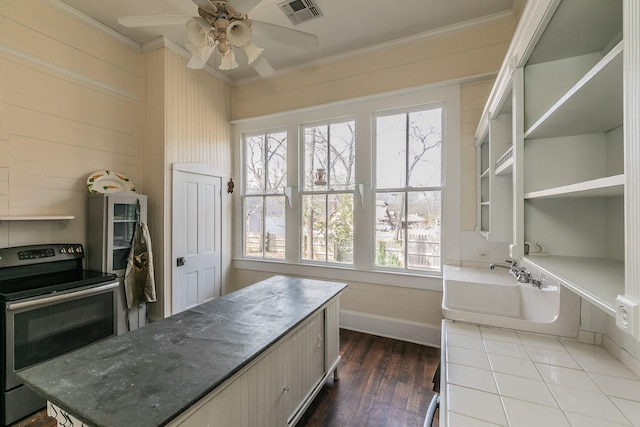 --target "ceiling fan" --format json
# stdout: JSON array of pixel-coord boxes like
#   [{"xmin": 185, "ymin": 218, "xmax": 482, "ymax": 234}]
[{"xmin": 118, "ymin": 0, "xmax": 319, "ymax": 77}]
